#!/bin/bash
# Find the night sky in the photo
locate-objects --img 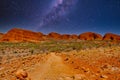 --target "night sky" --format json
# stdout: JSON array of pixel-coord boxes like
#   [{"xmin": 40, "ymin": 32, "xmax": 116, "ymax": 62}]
[{"xmin": 0, "ymin": 0, "xmax": 120, "ymax": 35}]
